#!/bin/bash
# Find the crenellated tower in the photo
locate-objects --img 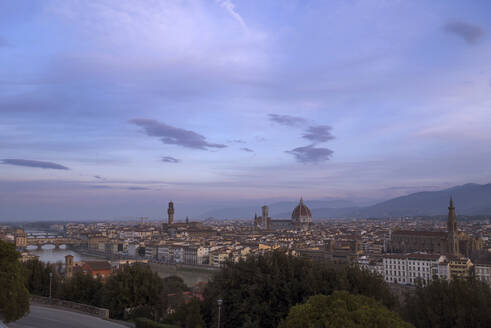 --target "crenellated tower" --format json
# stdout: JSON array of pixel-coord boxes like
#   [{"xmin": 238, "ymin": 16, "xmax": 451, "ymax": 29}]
[
  {"xmin": 168, "ymin": 201, "xmax": 175, "ymax": 225},
  {"xmin": 447, "ymin": 197, "xmax": 459, "ymax": 255}
]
